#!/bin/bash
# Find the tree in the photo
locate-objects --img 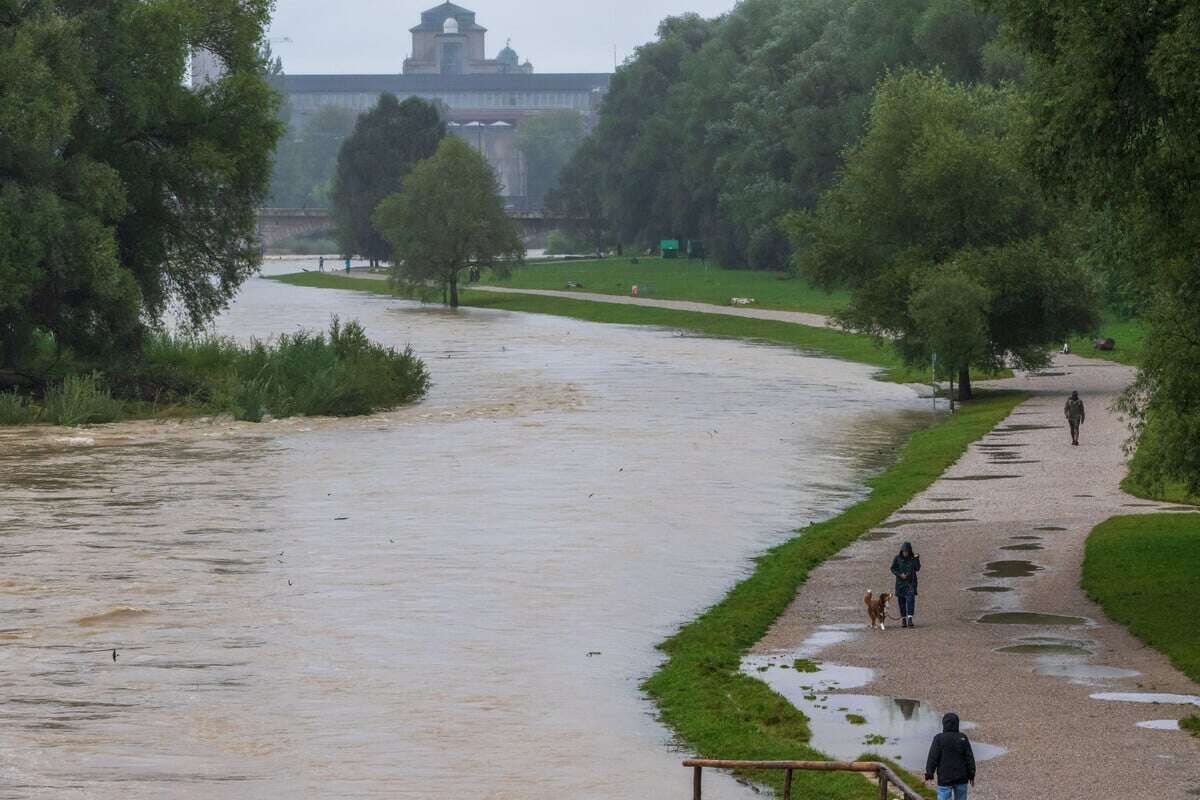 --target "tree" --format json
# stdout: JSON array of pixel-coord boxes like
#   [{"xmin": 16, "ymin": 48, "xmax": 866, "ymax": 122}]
[
  {"xmin": 0, "ymin": 0, "xmax": 280, "ymax": 370},
  {"xmin": 545, "ymin": 139, "xmax": 614, "ymax": 257},
  {"xmin": 373, "ymin": 137, "xmax": 524, "ymax": 308},
  {"xmin": 786, "ymin": 69, "xmax": 1096, "ymax": 399},
  {"xmin": 983, "ymin": 0, "xmax": 1200, "ymax": 492},
  {"xmin": 331, "ymin": 93, "xmax": 444, "ymax": 266},
  {"xmin": 514, "ymin": 110, "xmax": 586, "ymax": 209},
  {"xmin": 270, "ymin": 105, "xmax": 359, "ymax": 208}
]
